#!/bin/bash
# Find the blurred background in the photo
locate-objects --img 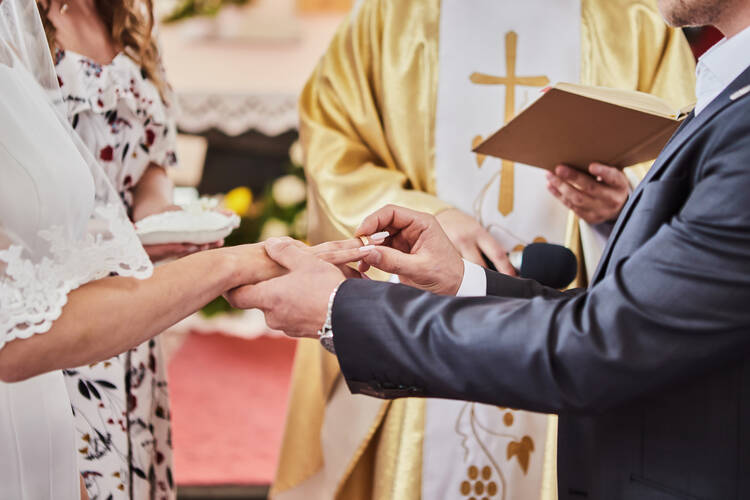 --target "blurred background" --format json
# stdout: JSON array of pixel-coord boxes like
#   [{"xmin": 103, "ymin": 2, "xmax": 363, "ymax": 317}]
[
  {"xmin": 151, "ymin": 1, "xmax": 721, "ymax": 497},
  {"xmin": 153, "ymin": 2, "xmax": 349, "ymax": 499}
]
